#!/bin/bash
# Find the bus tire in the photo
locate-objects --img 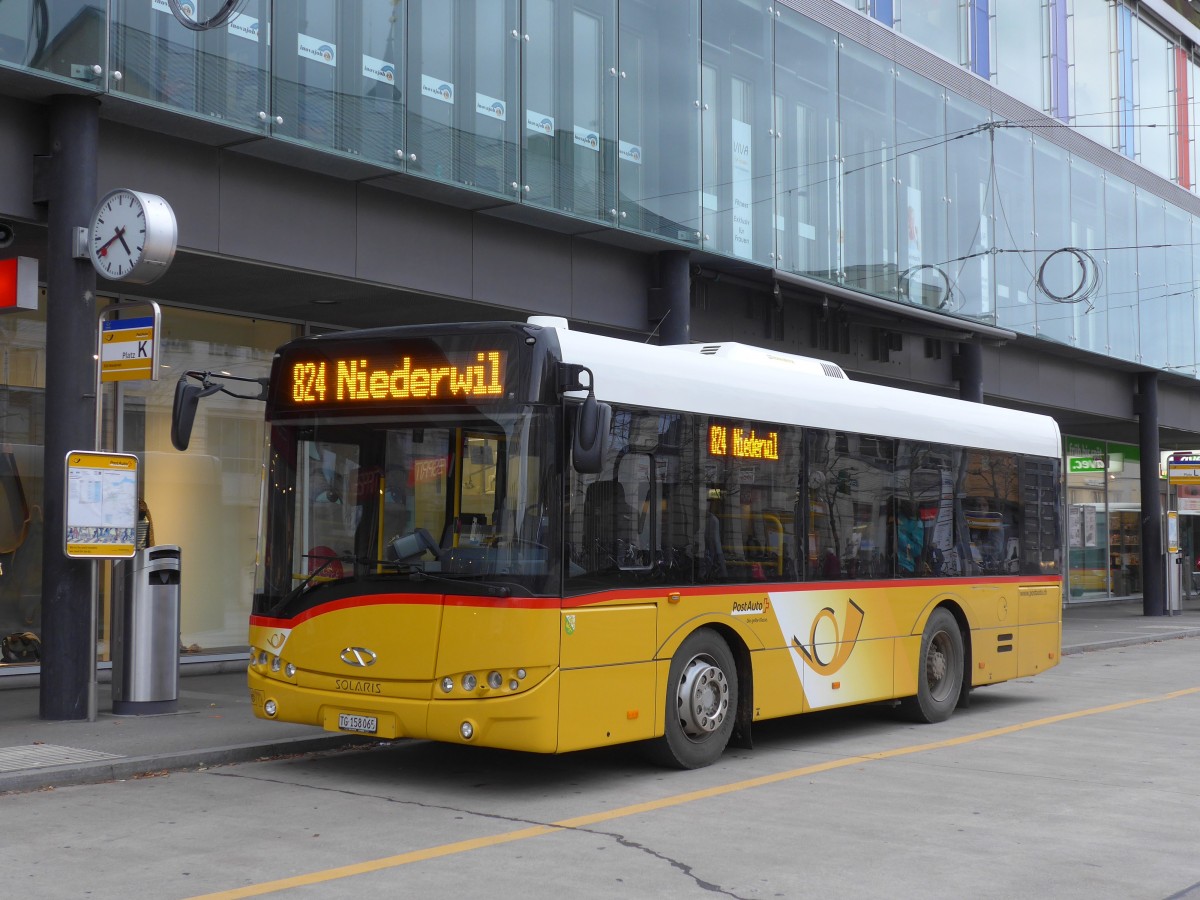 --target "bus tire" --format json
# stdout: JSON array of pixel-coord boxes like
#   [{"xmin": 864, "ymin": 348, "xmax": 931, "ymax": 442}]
[
  {"xmin": 899, "ymin": 608, "xmax": 964, "ymax": 724},
  {"xmin": 646, "ymin": 628, "xmax": 738, "ymax": 769}
]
